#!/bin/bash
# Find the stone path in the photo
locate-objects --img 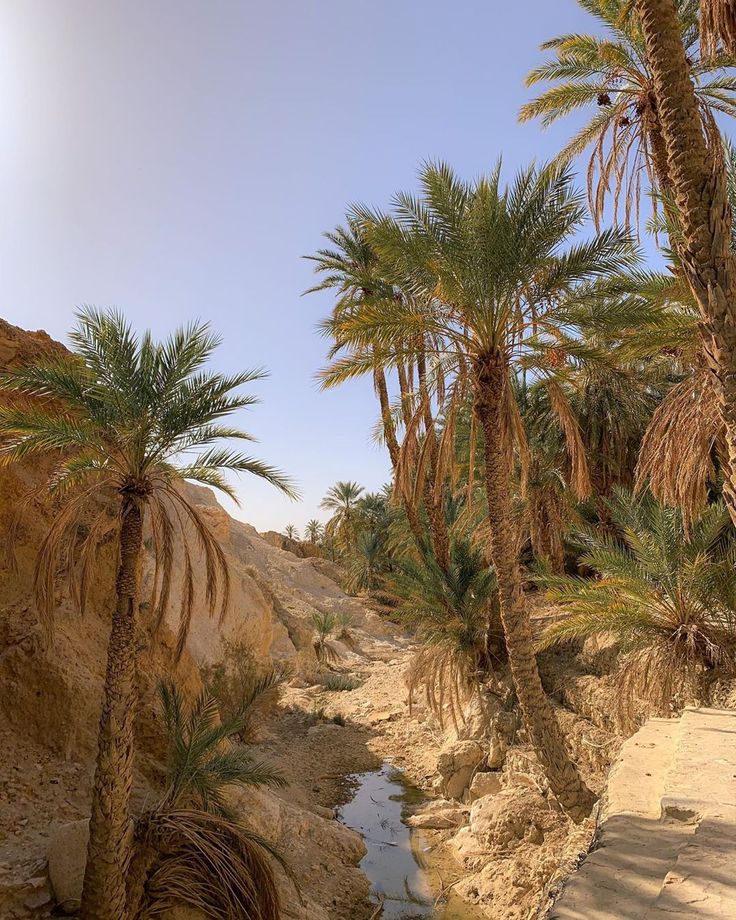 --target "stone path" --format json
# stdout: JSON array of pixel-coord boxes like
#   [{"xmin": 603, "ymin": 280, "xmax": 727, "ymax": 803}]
[{"xmin": 549, "ymin": 708, "xmax": 736, "ymax": 919}]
